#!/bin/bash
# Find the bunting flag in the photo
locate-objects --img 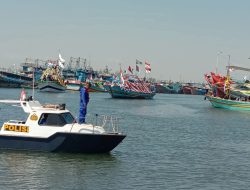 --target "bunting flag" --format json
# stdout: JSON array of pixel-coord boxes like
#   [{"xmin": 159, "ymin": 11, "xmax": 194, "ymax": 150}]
[
  {"xmin": 20, "ymin": 89, "xmax": 26, "ymax": 101},
  {"xmin": 128, "ymin": 66, "xmax": 133, "ymax": 74},
  {"xmin": 145, "ymin": 61, "xmax": 151, "ymax": 73},
  {"xmin": 136, "ymin": 59, "xmax": 143, "ymax": 65},
  {"xmin": 124, "ymin": 81, "xmax": 152, "ymax": 94}
]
